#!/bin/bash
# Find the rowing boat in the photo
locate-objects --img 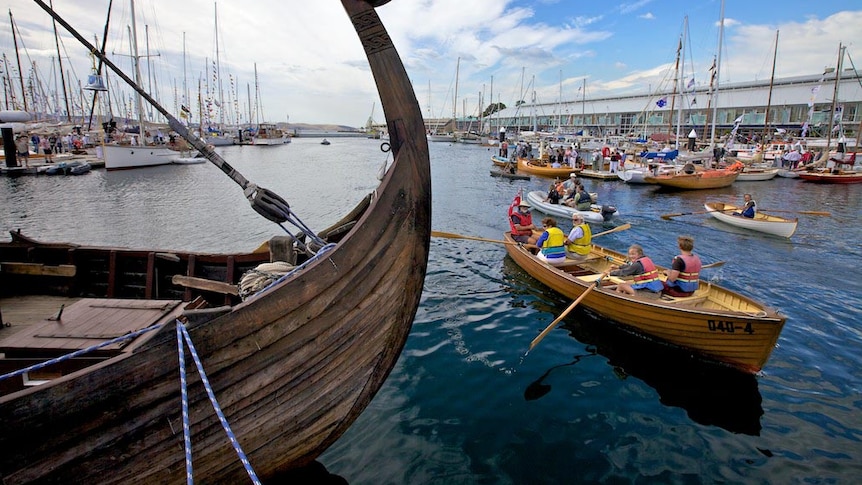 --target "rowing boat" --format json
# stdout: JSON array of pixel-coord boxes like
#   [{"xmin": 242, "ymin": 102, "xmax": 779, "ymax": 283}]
[
  {"xmin": 735, "ymin": 167, "xmax": 779, "ymax": 181},
  {"xmin": 0, "ymin": 1, "xmax": 430, "ymax": 482},
  {"xmin": 797, "ymin": 169, "xmax": 862, "ymax": 184},
  {"xmin": 525, "ymin": 190, "xmax": 618, "ymax": 224},
  {"xmin": 517, "ymin": 158, "xmax": 581, "ymax": 178},
  {"xmin": 504, "ymin": 234, "xmax": 786, "ymax": 373},
  {"xmin": 490, "ymin": 169, "xmax": 530, "ymax": 180},
  {"xmin": 703, "ymin": 202, "xmax": 798, "ymax": 238},
  {"xmin": 644, "ymin": 168, "xmax": 739, "ymax": 189}
]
